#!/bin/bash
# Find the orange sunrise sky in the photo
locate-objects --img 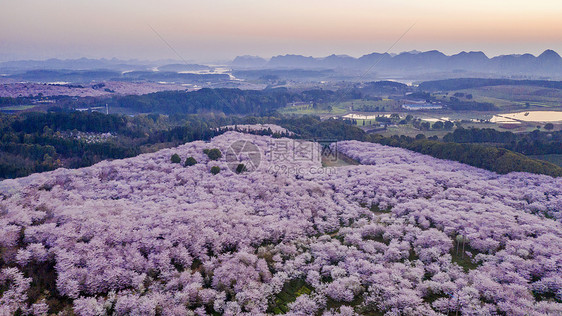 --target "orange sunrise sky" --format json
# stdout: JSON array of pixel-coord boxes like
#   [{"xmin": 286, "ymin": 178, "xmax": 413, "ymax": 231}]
[{"xmin": 0, "ymin": 0, "xmax": 561, "ymax": 62}]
